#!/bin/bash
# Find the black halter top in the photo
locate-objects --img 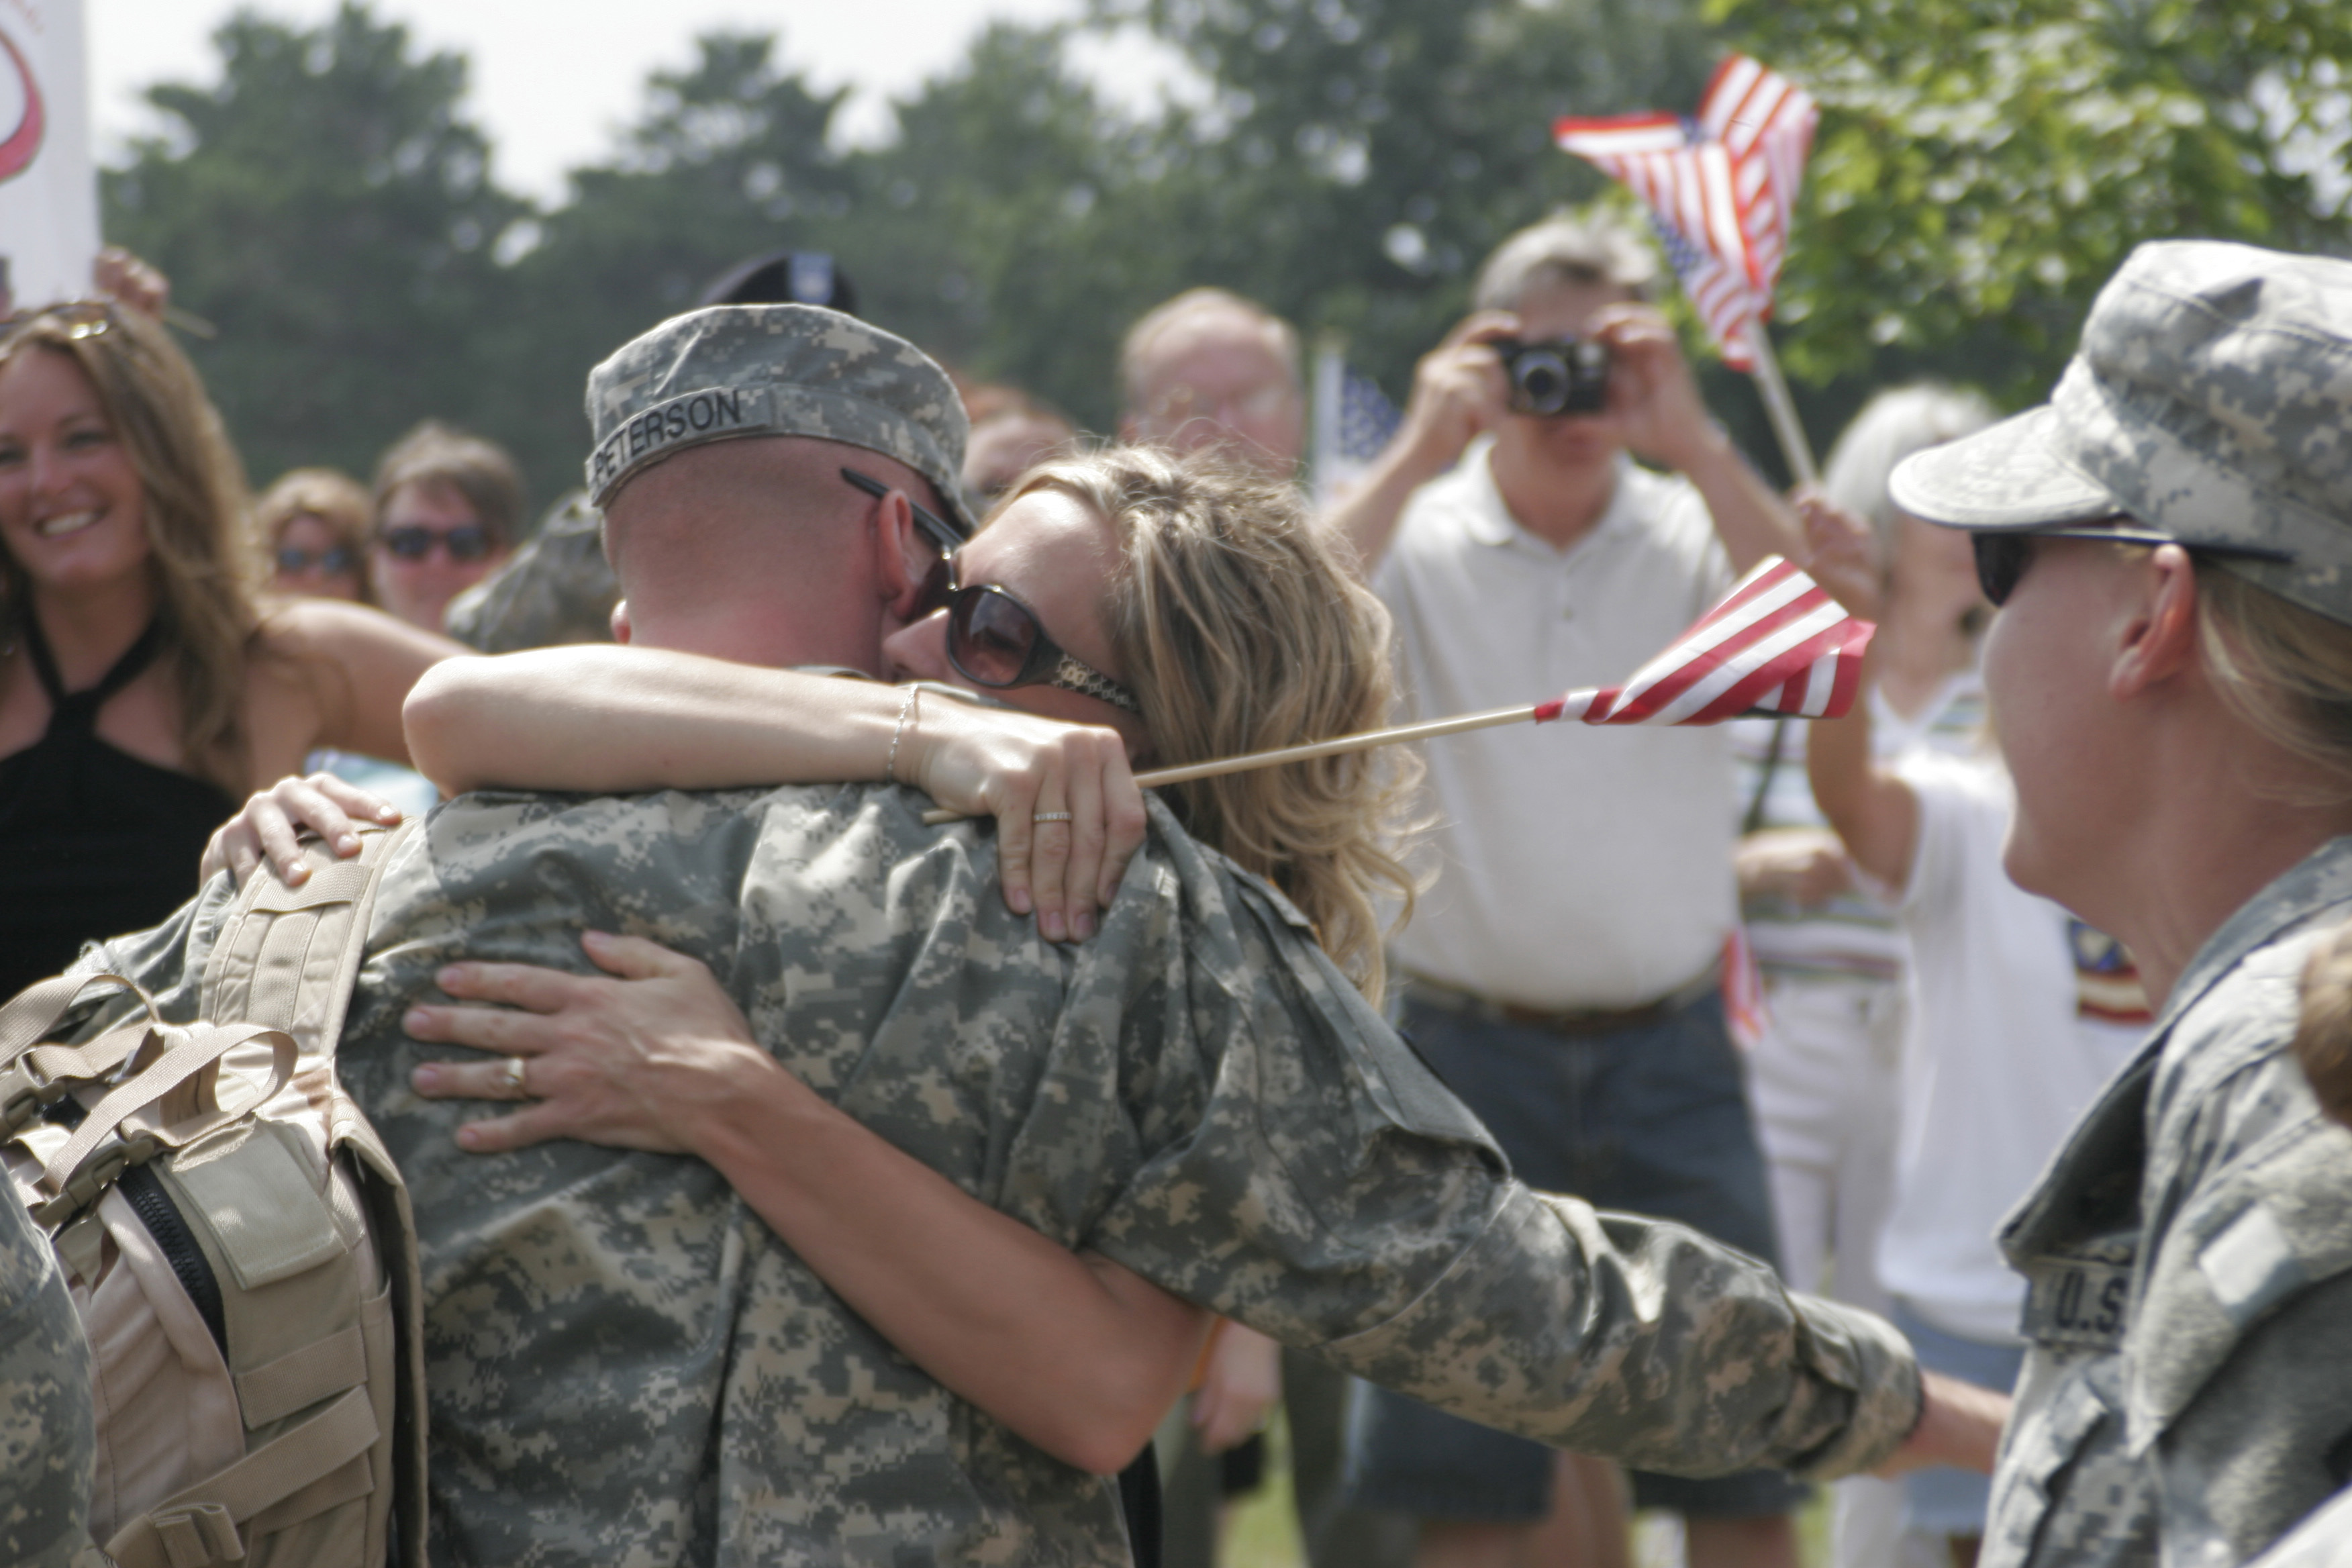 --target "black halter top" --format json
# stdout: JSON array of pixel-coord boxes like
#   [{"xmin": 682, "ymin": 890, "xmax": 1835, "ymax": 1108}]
[{"xmin": 0, "ymin": 616, "xmax": 237, "ymax": 999}]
